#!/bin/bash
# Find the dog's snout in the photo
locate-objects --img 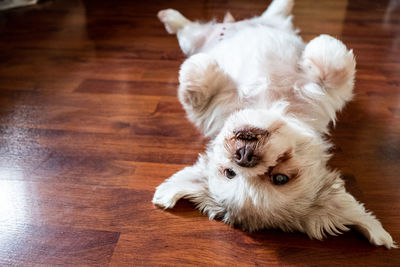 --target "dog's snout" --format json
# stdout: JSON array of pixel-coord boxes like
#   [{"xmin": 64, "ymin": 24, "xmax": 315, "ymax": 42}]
[{"xmin": 234, "ymin": 145, "xmax": 259, "ymax": 167}]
